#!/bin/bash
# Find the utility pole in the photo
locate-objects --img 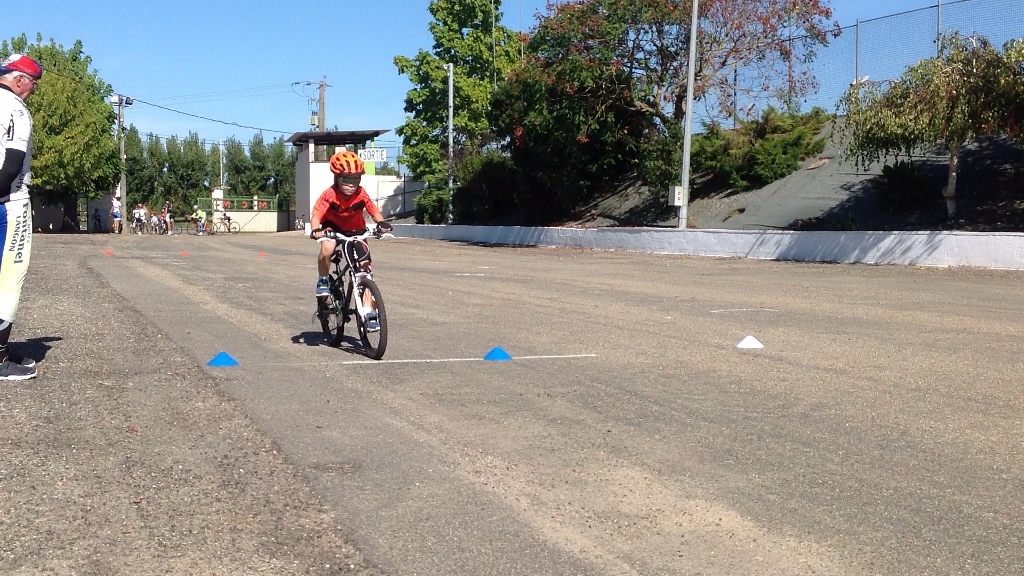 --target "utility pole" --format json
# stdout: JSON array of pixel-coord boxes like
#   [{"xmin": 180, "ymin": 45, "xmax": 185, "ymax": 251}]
[
  {"xmin": 109, "ymin": 93, "xmax": 133, "ymax": 199},
  {"xmin": 446, "ymin": 63, "xmax": 454, "ymax": 224},
  {"xmin": 219, "ymin": 140, "xmax": 224, "ymax": 188},
  {"xmin": 318, "ymin": 77, "xmax": 326, "ymax": 131},
  {"xmin": 677, "ymin": 0, "xmax": 699, "ymax": 229}
]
